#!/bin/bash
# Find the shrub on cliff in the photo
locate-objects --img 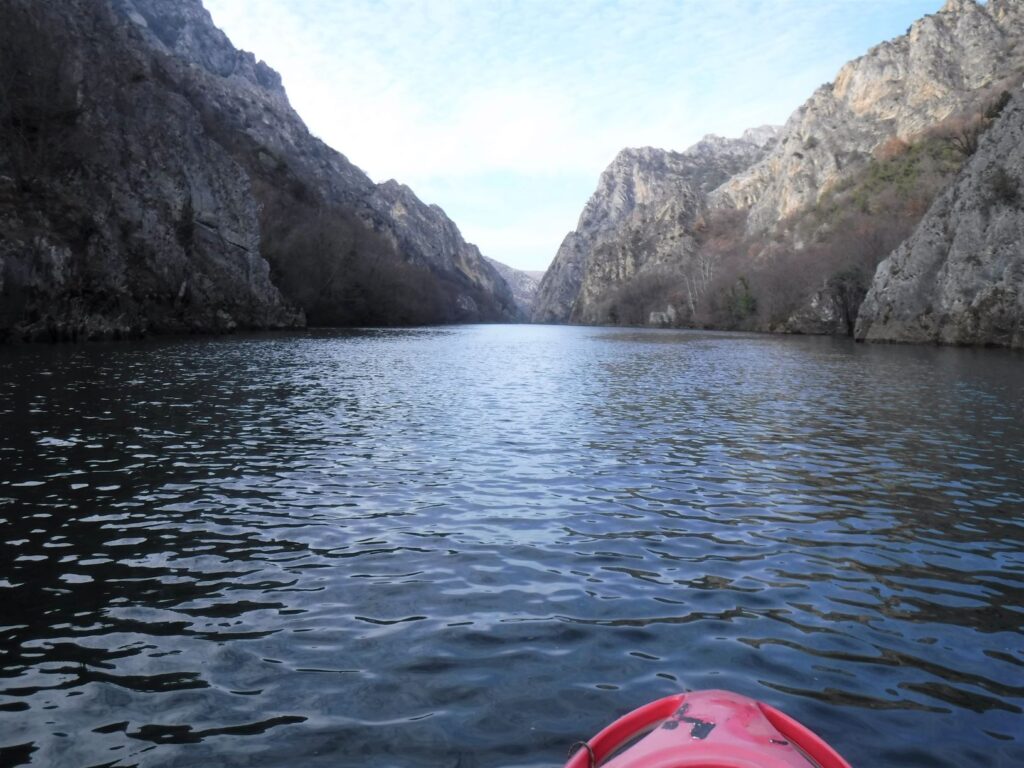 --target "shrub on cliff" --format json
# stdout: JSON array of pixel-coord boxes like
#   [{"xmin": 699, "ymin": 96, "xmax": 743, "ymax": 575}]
[
  {"xmin": 987, "ymin": 166, "xmax": 1020, "ymax": 207},
  {"xmin": 591, "ymin": 266, "xmax": 683, "ymax": 326}
]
